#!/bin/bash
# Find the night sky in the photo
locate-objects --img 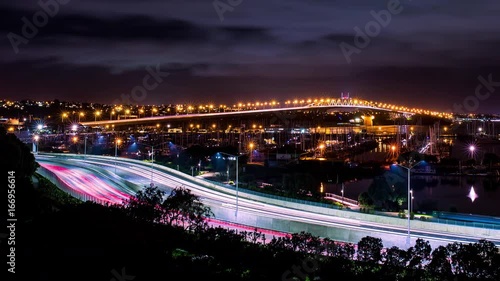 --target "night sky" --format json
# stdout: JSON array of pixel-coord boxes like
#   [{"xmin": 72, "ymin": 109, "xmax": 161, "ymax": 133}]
[{"xmin": 1, "ymin": 0, "xmax": 500, "ymax": 113}]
